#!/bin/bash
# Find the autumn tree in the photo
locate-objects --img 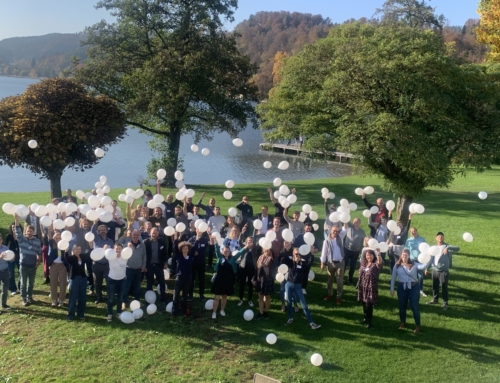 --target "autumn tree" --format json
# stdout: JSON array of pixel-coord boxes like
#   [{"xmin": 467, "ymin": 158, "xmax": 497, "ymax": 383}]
[
  {"xmin": 75, "ymin": 0, "xmax": 257, "ymax": 186},
  {"xmin": 477, "ymin": 0, "xmax": 500, "ymax": 61},
  {"xmin": 0, "ymin": 78, "xmax": 126, "ymax": 198},
  {"xmin": 258, "ymin": 23, "xmax": 500, "ymax": 221}
]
